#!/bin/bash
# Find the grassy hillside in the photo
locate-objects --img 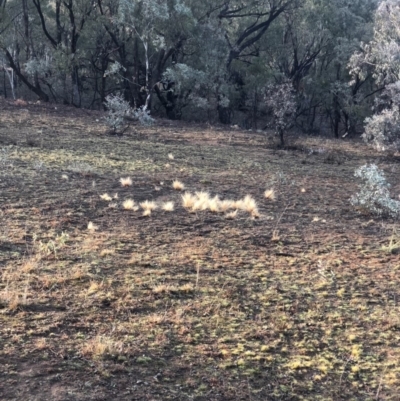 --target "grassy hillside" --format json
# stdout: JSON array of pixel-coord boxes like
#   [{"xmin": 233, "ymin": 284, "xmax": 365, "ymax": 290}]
[{"xmin": 0, "ymin": 99, "xmax": 399, "ymax": 400}]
